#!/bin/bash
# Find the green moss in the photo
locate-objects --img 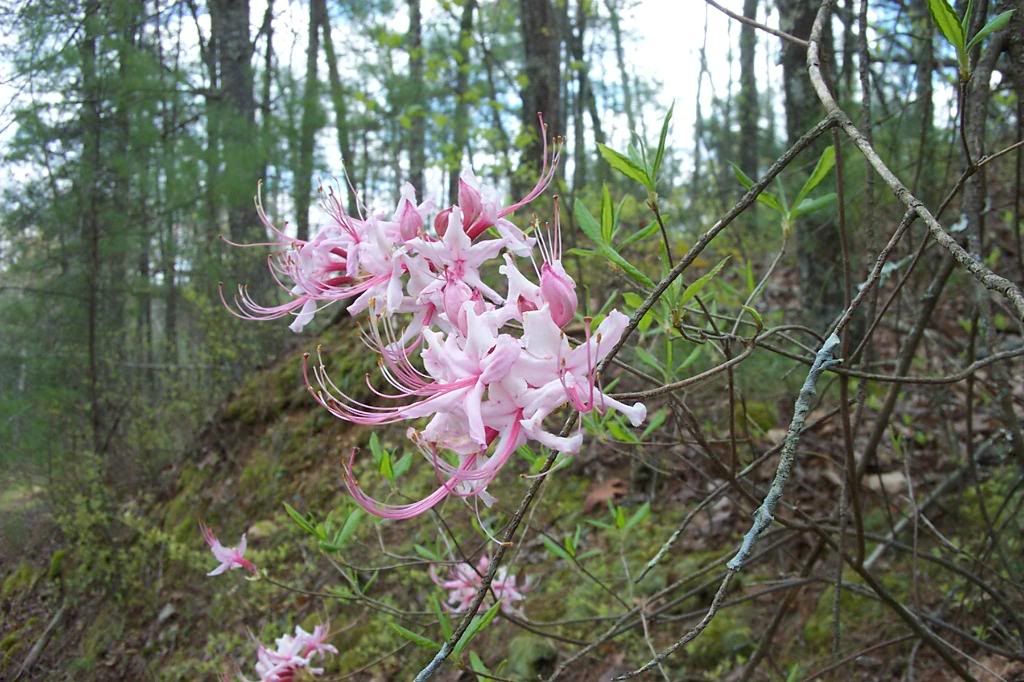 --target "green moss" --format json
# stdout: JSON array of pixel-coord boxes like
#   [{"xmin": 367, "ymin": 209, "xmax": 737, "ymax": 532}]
[
  {"xmin": 684, "ymin": 607, "xmax": 753, "ymax": 668},
  {"xmin": 1, "ymin": 563, "xmax": 38, "ymax": 602},
  {"xmin": 80, "ymin": 605, "xmax": 125, "ymax": 662}
]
